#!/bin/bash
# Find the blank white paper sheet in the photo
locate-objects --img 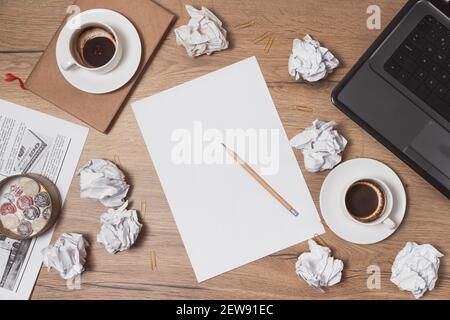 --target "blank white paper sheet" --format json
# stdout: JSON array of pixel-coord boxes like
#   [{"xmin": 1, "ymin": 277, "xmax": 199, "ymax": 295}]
[{"xmin": 132, "ymin": 57, "xmax": 325, "ymax": 282}]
